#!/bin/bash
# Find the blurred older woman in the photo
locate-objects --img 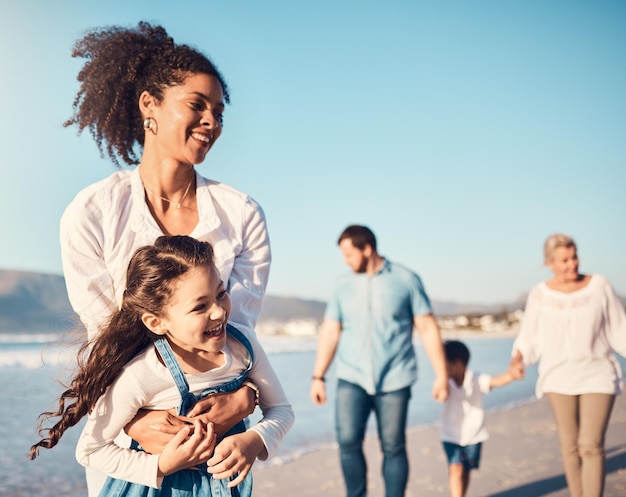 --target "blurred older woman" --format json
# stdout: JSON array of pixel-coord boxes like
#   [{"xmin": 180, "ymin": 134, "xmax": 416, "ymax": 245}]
[{"xmin": 511, "ymin": 233, "xmax": 626, "ymax": 497}]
